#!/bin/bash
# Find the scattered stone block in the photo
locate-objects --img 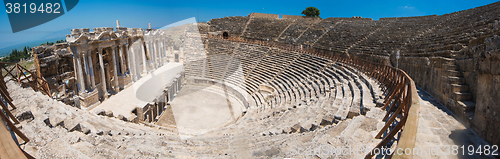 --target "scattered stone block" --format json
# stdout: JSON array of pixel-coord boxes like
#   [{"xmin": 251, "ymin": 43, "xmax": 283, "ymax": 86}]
[
  {"xmin": 116, "ymin": 114, "xmax": 126, "ymax": 121},
  {"xmin": 95, "ymin": 109, "xmax": 106, "ymax": 116},
  {"xmin": 291, "ymin": 123, "xmax": 305, "ymax": 133},
  {"xmin": 321, "ymin": 114, "xmax": 336, "ymax": 126},
  {"xmin": 16, "ymin": 110, "xmax": 34, "ymax": 122},
  {"xmin": 63, "ymin": 132, "xmax": 81, "ymax": 144},
  {"xmin": 105, "ymin": 110, "xmax": 114, "ymax": 117},
  {"xmin": 126, "ymin": 115, "xmax": 138, "ymax": 123},
  {"xmin": 81, "ymin": 127, "xmax": 91, "ymax": 135},
  {"xmin": 47, "ymin": 116, "xmax": 65, "ymax": 128},
  {"xmin": 282, "ymin": 127, "xmax": 293, "ymax": 134},
  {"xmin": 96, "ymin": 130, "xmax": 104, "ymax": 135}
]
